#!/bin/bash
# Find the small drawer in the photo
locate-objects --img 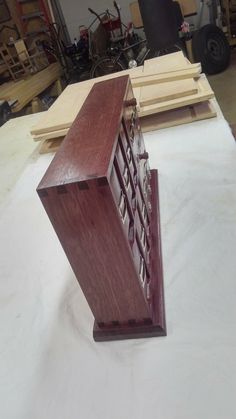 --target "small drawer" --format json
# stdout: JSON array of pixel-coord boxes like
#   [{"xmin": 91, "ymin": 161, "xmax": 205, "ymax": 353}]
[
  {"xmin": 139, "ymin": 255, "xmax": 147, "ymax": 288},
  {"xmin": 119, "ymin": 135, "xmax": 136, "ymax": 181},
  {"xmin": 136, "ymin": 205, "xmax": 151, "ymax": 253},
  {"xmin": 132, "ymin": 236, "xmax": 148, "ymax": 289},
  {"xmin": 120, "ymin": 120, "xmax": 130, "ymax": 150},
  {"xmin": 136, "ymin": 184, "xmax": 150, "ymax": 227},
  {"xmin": 110, "ymin": 165, "xmax": 122, "ymax": 206},
  {"xmin": 115, "ymin": 141, "xmax": 125, "ymax": 174},
  {"xmin": 118, "ymin": 191, "xmax": 133, "ymax": 239}
]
